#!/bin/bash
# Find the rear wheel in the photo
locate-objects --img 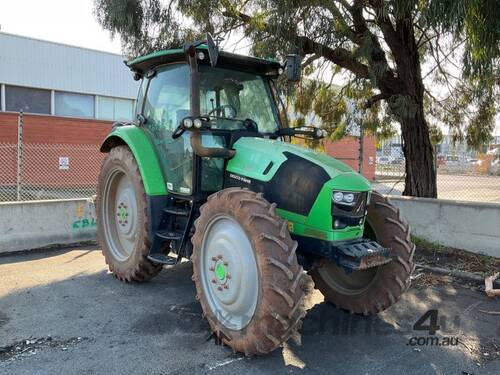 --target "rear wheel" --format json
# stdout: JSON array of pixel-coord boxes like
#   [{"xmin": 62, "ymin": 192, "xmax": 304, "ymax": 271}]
[
  {"xmin": 191, "ymin": 188, "xmax": 308, "ymax": 356},
  {"xmin": 310, "ymin": 191, "xmax": 415, "ymax": 315},
  {"xmin": 97, "ymin": 146, "xmax": 162, "ymax": 282}
]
